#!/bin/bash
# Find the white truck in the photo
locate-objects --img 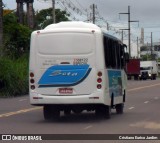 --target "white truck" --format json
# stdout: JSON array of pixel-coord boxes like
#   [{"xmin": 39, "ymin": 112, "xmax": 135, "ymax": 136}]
[{"xmin": 139, "ymin": 61, "xmax": 158, "ymax": 80}]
